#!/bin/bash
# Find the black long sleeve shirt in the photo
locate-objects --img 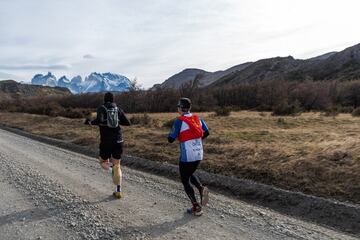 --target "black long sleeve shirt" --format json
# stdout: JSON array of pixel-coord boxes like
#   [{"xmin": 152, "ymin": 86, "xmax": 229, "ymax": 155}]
[{"xmin": 90, "ymin": 102, "xmax": 131, "ymax": 144}]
